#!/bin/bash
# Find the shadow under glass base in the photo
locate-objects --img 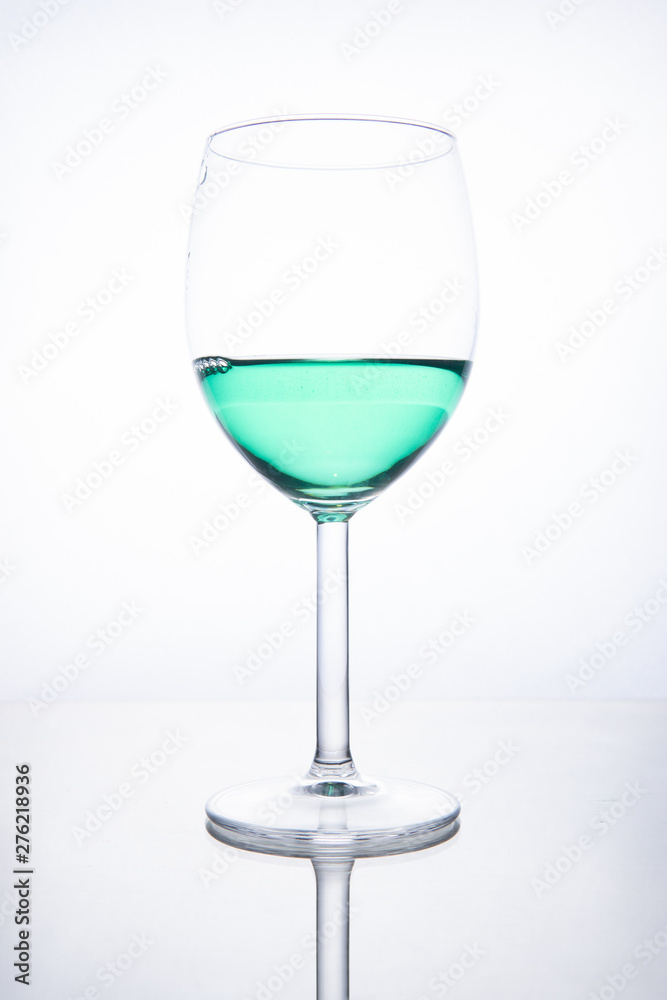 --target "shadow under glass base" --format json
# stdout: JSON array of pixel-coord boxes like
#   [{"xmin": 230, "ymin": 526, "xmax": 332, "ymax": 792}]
[{"xmin": 205, "ymin": 774, "xmax": 460, "ymax": 858}]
